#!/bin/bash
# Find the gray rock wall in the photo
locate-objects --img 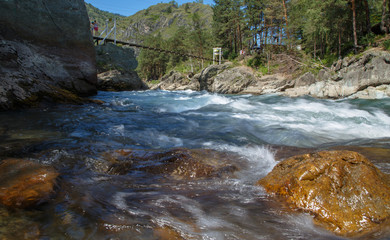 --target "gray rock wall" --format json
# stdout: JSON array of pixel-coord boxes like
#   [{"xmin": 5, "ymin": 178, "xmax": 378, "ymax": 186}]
[
  {"xmin": 285, "ymin": 50, "xmax": 390, "ymax": 99},
  {"xmin": 0, "ymin": 0, "xmax": 97, "ymax": 110}
]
